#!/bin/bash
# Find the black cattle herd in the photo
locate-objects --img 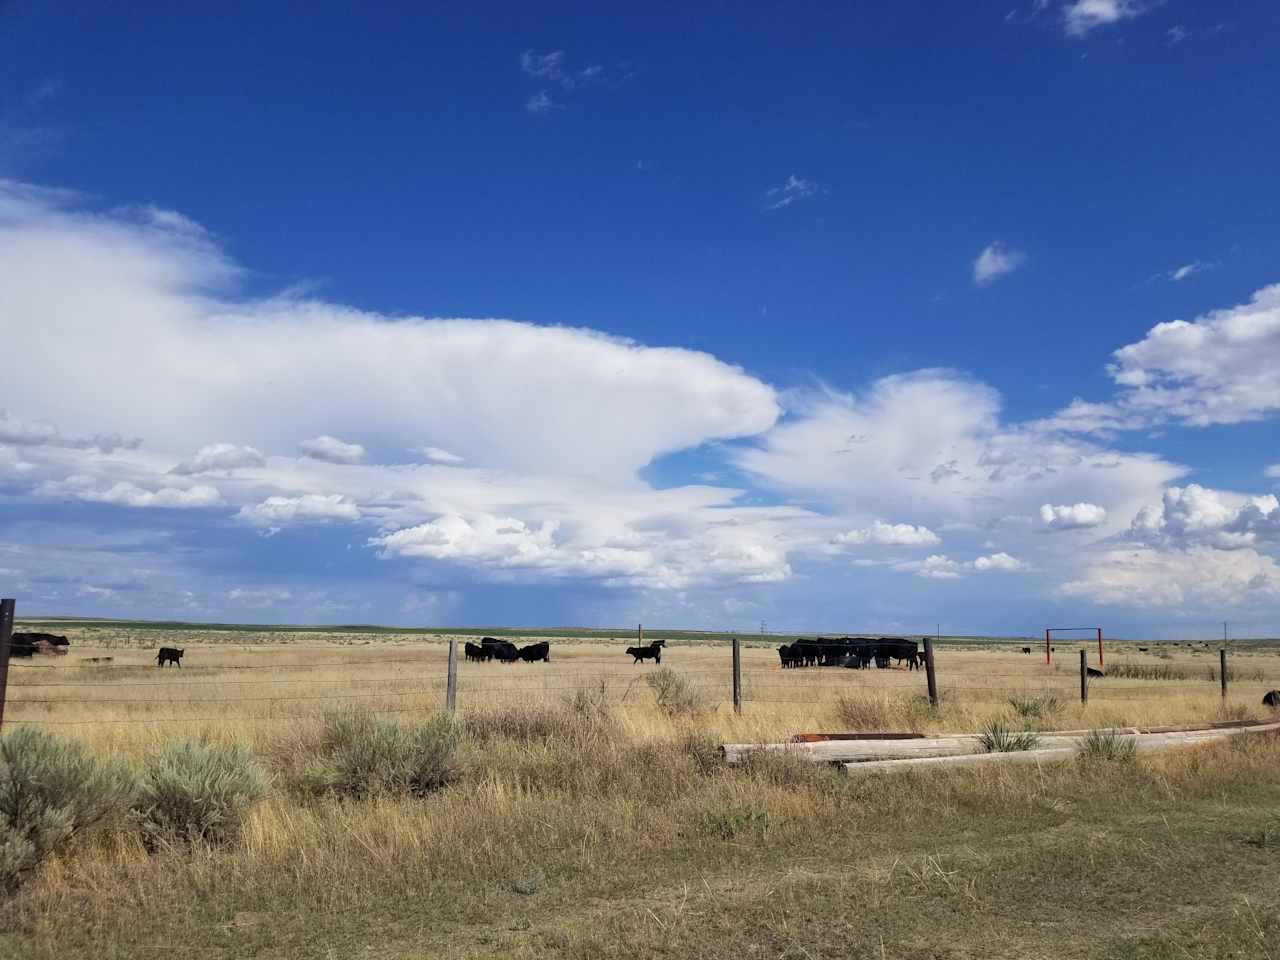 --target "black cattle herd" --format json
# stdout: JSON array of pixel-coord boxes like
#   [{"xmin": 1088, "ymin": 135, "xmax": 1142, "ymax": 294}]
[
  {"xmin": 776, "ymin": 636, "xmax": 923, "ymax": 670},
  {"xmin": 5, "ymin": 630, "xmax": 1280, "ymax": 709}
]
